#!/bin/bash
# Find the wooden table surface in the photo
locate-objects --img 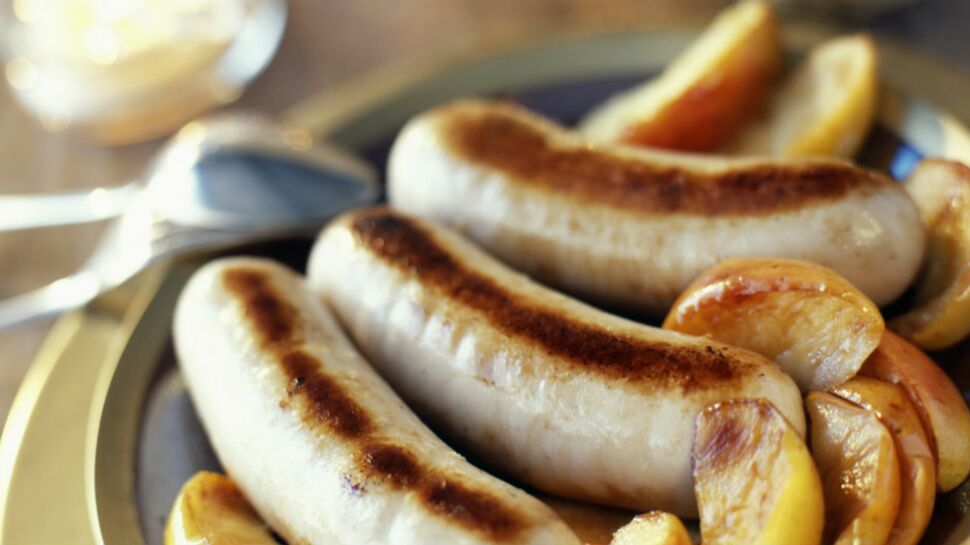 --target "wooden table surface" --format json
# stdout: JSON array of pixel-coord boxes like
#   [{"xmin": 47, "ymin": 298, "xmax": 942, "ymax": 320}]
[{"xmin": 0, "ymin": 0, "xmax": 967, "ymax": 426}]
